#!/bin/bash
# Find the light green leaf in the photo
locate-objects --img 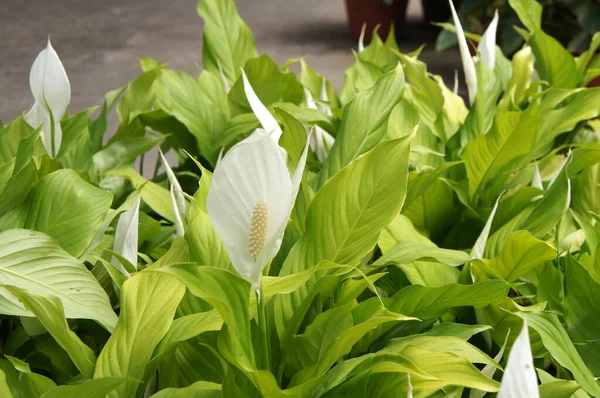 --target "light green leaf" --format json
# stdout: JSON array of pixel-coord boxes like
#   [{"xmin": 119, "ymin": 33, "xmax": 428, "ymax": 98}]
[
  {"xmin": 508, "ymin": 0, "xmax": 542, "ymax": 31},
  {"xmin": 277, "ymin": 135, "xmax": 412, "ymax": 331},
  {"xmin": 289, "ymin": 304, "xmax": 413, "ymax": 386},
  {"xmin": 107, "ymin": 168, "xmax": 175, "ymax": 222},
  {"xmin": 402, "ymin": 346, "xmax": 500, "ymax": 394},
  {"xmin": 150, "ymin": 381, "xmax": 221, "ymax": 397},
  {"xmin": 94, "ymin": 272, "xmax": 186, "ymax": 398},
  {"xmin": 564, "ymin": 255, "xmax": 600, "ymax": 375},
  {"xmin": 154, "ymin": 70, "xmax": 229, "ymax": 166},
  {"xmin": 197, "ymin": 0, "xmax": 256, "ymax": 86},
  {"xmin": 382, "ymin": 280, "xmax": 510, "ymax": 320},
  {"xmin": 154, "ymin": 265, "xmax": 255, "ymax": 370},
  {"xmin": 463, "ymin": 106, "xmax": 540, "ymax": 199},
  {"xmin": 0, "ymin": 169, "xmax": 112, "ymax": 258},
  {"xmin": 378, "ymin": 214, "xmax": 434, "ymax": 253},
  {"xmin": 515, "ymin": 311, "xmax": 600, "ymax": 397},
  {"xmin": 0, "ymin": 229, "xmax": 117, "ymax": 330},
  {"xmin": 474, "ymin": 230, "xmax": 556, "ymax": 282},
  {"xmin": 460, "ymin": 61, "xmax": 503, "ymax": 146},
  {"xmin": 317, "ymin": 64, "xmax": 405, "ymax": 186},
  {"xmin": 93, "ymin": 134, "xmax": 164, "ymax": 173},
  {"xmin": 228, "ymin": 54, "xmax": 303, "ymax": 117},
  {"xmin": 40, "ymin": 377, "xmax": 133, "ymax": 398},
  {"xmin": 185, "ymin": 210, "xmax": 230, "ymax": 270},
  {"xmin": 373, "ymin": 241, "xmax": 471, "ymax": 268},
  {"xmin": 529, "ymin": 31, "xmax": 580, "ymax": 89},
  {"xmin": 6, "ymin": 288, "xmax": 96, "ymax": 378}
]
